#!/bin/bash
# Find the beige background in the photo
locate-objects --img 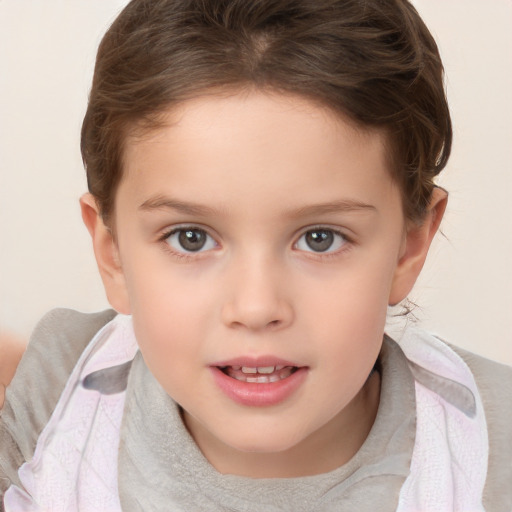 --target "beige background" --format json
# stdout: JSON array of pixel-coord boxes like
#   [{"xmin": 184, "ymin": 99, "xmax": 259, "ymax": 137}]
[{"xmin": 0, "ymin": 1, "xmax": 511, "ymax": 365}]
